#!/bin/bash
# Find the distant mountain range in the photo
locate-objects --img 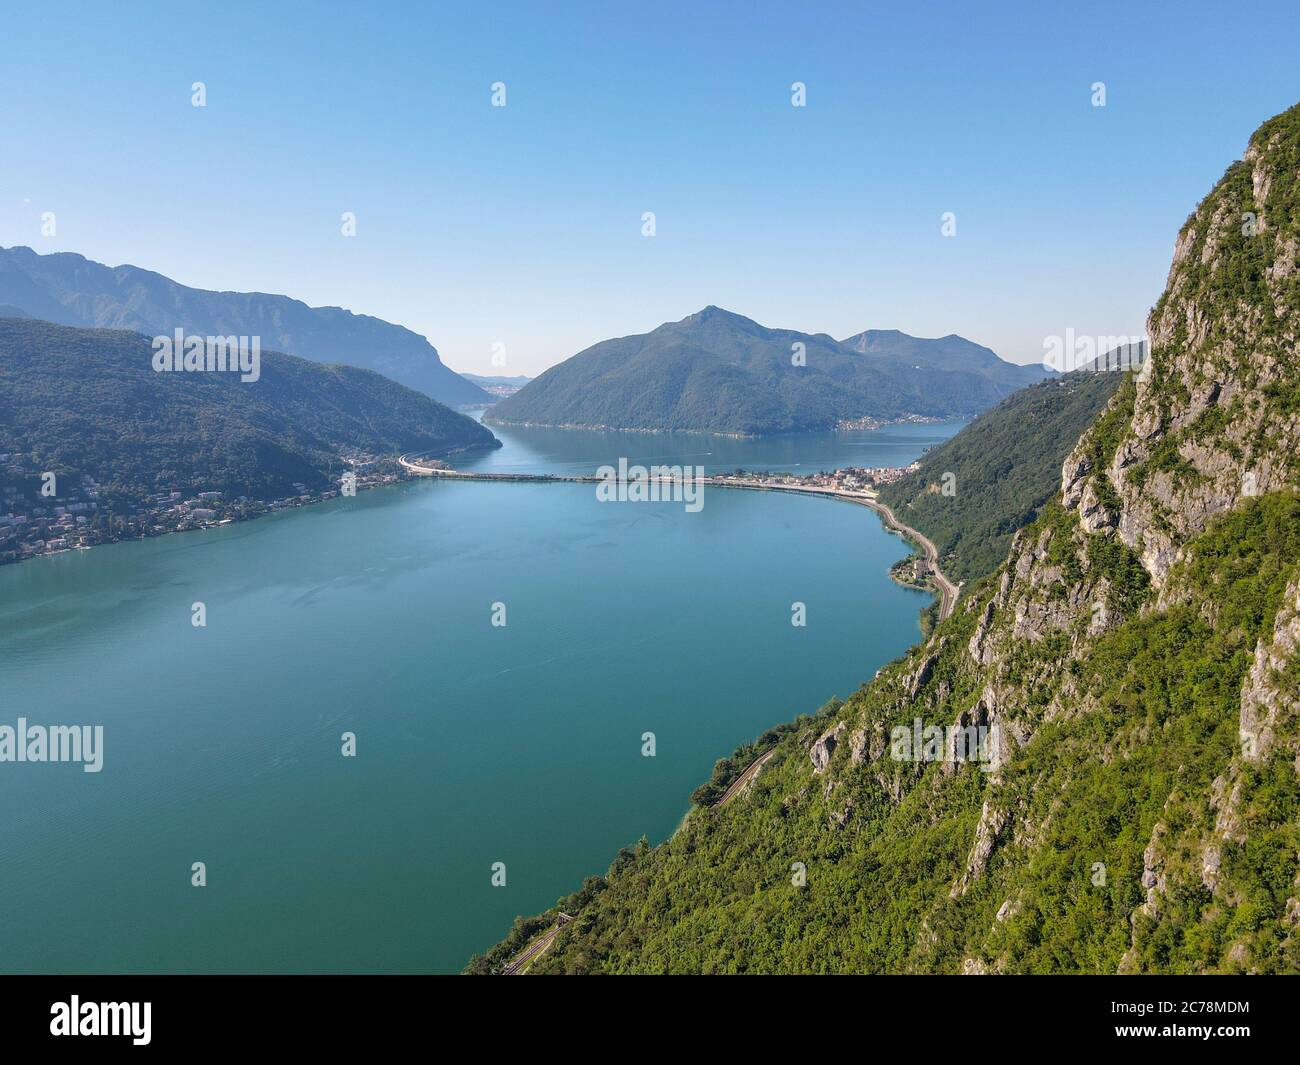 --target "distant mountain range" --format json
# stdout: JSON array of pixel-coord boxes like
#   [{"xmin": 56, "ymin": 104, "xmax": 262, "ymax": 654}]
[
  {"xmin": 0, "ymin": 246, "xmax": 490, "ymax": 407},
  {"xmin": 460, "ymin": 373, "xmax": 532, "ymax": 399},
  {"xmin": 0, "ymin": 317, "xmax": 498, "ymax": 511},
  {"xmin": 841, "ymin": 328, "xmax": 1032, "ymax": 375},
  {"xmin": 485, "ymin": 307, "xmax": 1048, "ymax": 436}
]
